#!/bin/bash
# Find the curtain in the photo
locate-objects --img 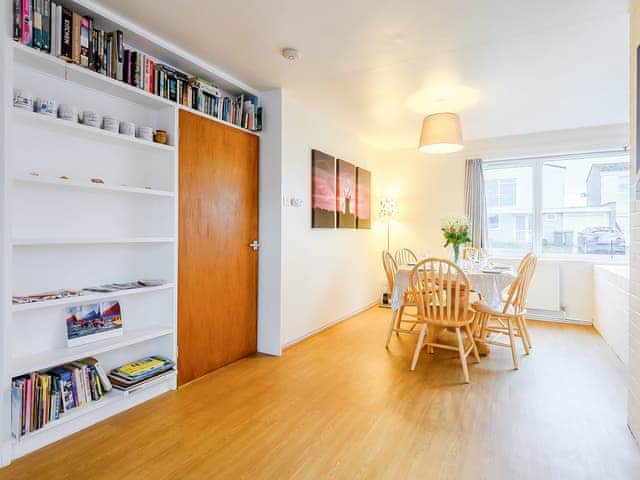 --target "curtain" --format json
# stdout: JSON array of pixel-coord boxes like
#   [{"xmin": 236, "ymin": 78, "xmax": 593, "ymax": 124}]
[{"xmin": 464, "ymin": 158, "xmax": 488, "ymax": 248}]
